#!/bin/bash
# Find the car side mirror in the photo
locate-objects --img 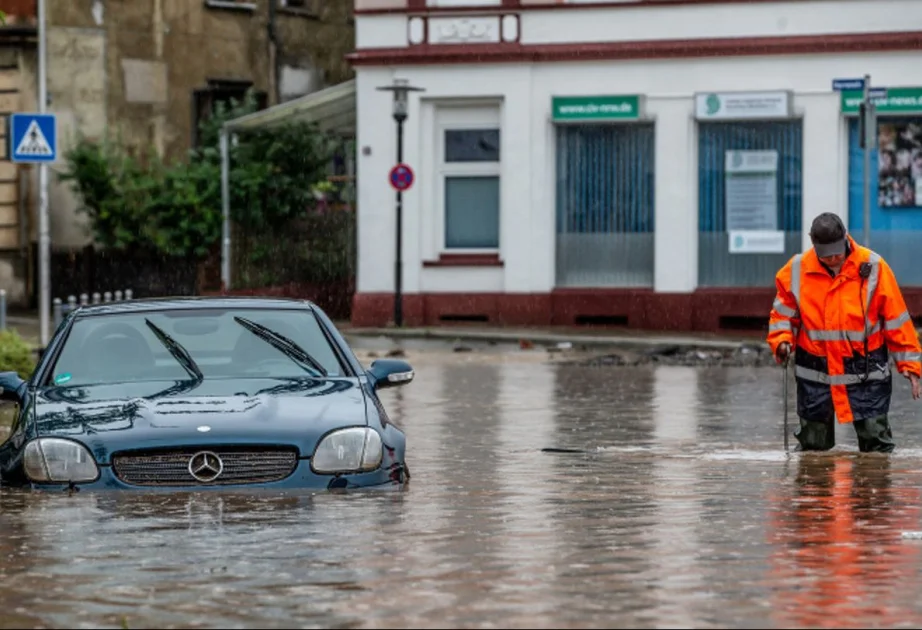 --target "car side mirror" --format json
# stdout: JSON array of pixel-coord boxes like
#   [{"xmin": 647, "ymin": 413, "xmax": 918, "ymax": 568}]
[
  {"xmin": 0, "ymin": 371, "xmax": 26, "ymax": 406},
  {"xmin": 367, "ymin": 359, "xmax": 414, "ymax": 390}
]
